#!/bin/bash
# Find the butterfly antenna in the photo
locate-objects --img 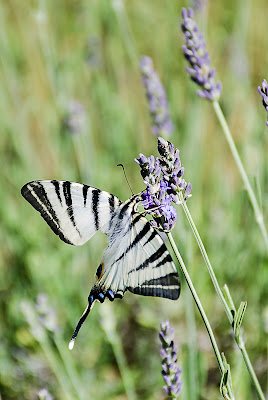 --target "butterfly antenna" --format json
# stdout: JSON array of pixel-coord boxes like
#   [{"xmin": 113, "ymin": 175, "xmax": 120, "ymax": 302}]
[
  {"xmin": 117, "ymin": 164, "xmax": 134, "ymax": 195},
  {"xmin": 68, "ymin": 295, "xmax": 96, "ymax": 350}
]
